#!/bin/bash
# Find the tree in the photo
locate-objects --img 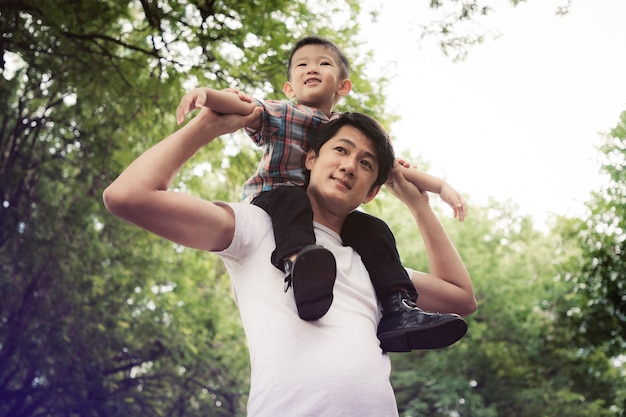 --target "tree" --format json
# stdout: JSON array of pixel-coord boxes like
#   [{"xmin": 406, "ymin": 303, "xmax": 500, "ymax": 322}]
[
  {"xmin": 0, "ymin": 0, "xmax": 381, "ymax": 415},
  {"xmin": 420, "ymin": 0, "xmax": 573, "ymax": 61},
  {"xmin": 1, "ymin": 0, "xmax": 602, "ymax": 415},
  {"xmin": 366, "ymin": 175, "xmax": 625, "ymax": 417},
  {"xmin": 556, "ymin": 111, "xmax": 626, "ymax": 357}
]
